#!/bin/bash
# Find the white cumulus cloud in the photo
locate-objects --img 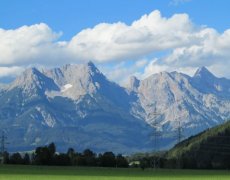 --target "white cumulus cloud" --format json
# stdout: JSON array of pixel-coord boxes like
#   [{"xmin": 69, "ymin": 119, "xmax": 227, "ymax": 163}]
[
  {"xmin": 68, "ymin": 10, "xmax": 196, "ymax": 62},
  {"xmin": 0, "ymin": 10, "xmax": 230, "ymax": 82},
  {"xmin": 0, "ymin": 66, "xmax": 24, "ymax": 77},
  {"xmin": 0, "ymin": 23, "xmax": 63, "ymax": 66}
]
